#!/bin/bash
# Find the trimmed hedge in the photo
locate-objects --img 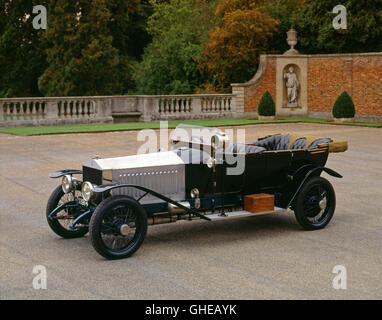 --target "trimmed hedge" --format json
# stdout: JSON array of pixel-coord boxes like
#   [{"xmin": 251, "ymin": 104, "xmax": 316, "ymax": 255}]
[
  {"xmin": 258, "ymin": 91, "xmax": 275, "ymax": 116},
  {"xmin": 332, "ymin": 91, "xmax": 355, "ymax": 118}
]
